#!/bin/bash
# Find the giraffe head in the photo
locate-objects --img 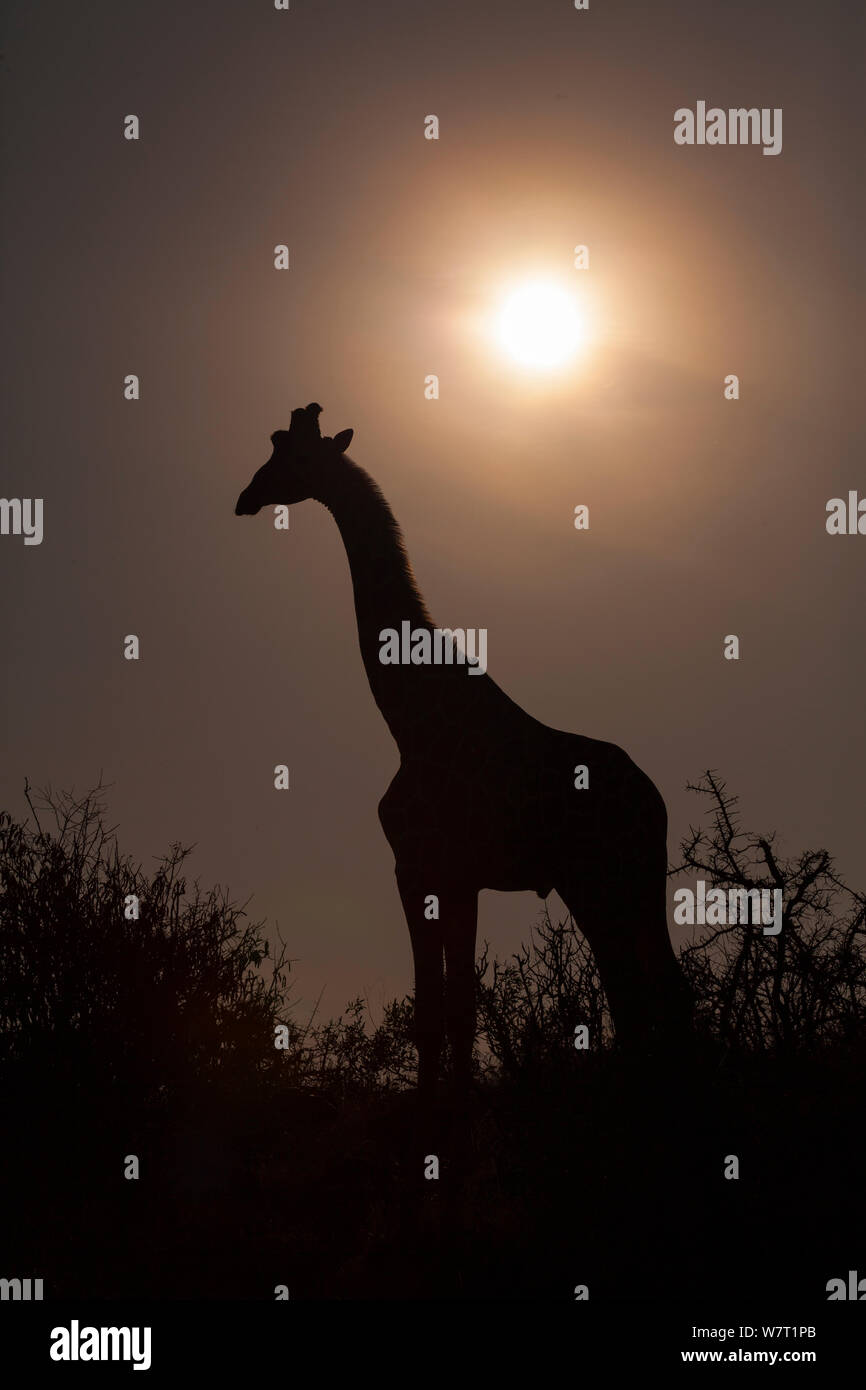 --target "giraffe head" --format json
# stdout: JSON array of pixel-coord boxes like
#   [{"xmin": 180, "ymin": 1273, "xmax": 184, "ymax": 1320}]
[{"xmin": 234, "ymin": 403, "xmax": 354, "ymax": 514}]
